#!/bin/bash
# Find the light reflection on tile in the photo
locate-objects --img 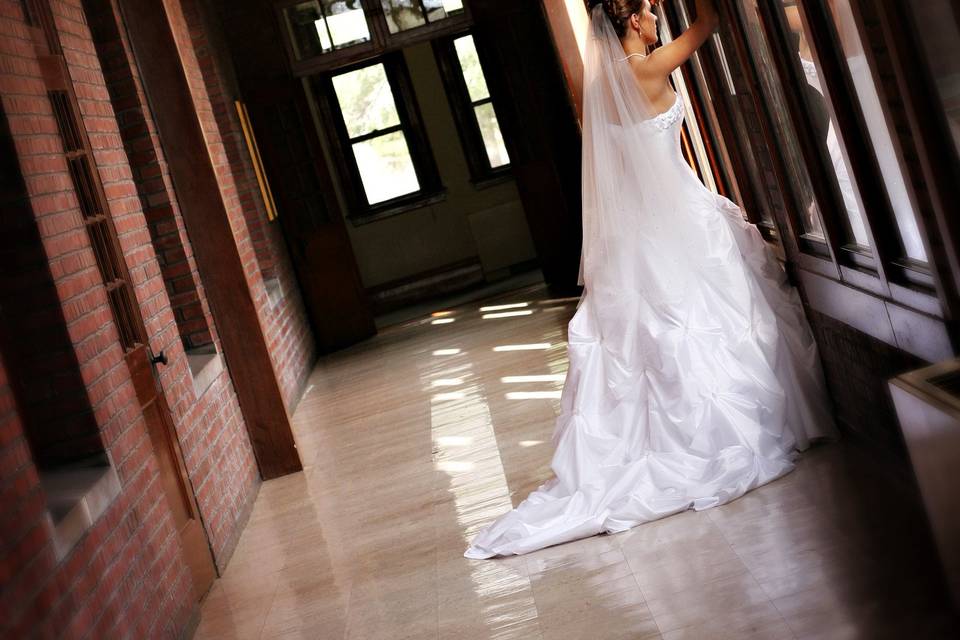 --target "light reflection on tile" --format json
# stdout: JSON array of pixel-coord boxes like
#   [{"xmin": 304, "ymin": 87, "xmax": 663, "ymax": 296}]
[
  {"xmin": 500, "ymin": 374, "xmax": 565, "ymax": 383},
  {"xmin": 482, "ymin": 310, "xmax": 534, "ymax": 319},
  {"xmin": 505, "ymin": 391, "xmax": 562, "ymax": 399},
  {"xmin": 479, "ymin": 302, "xmax": 530, "ymax": 312},
  {"xmin": 196, "ymin": 283, "xmax": 958, "ymax": 640},
  {"xmin": 493, "ymin": 343, "xmax": 551, "ymax": 351}
]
